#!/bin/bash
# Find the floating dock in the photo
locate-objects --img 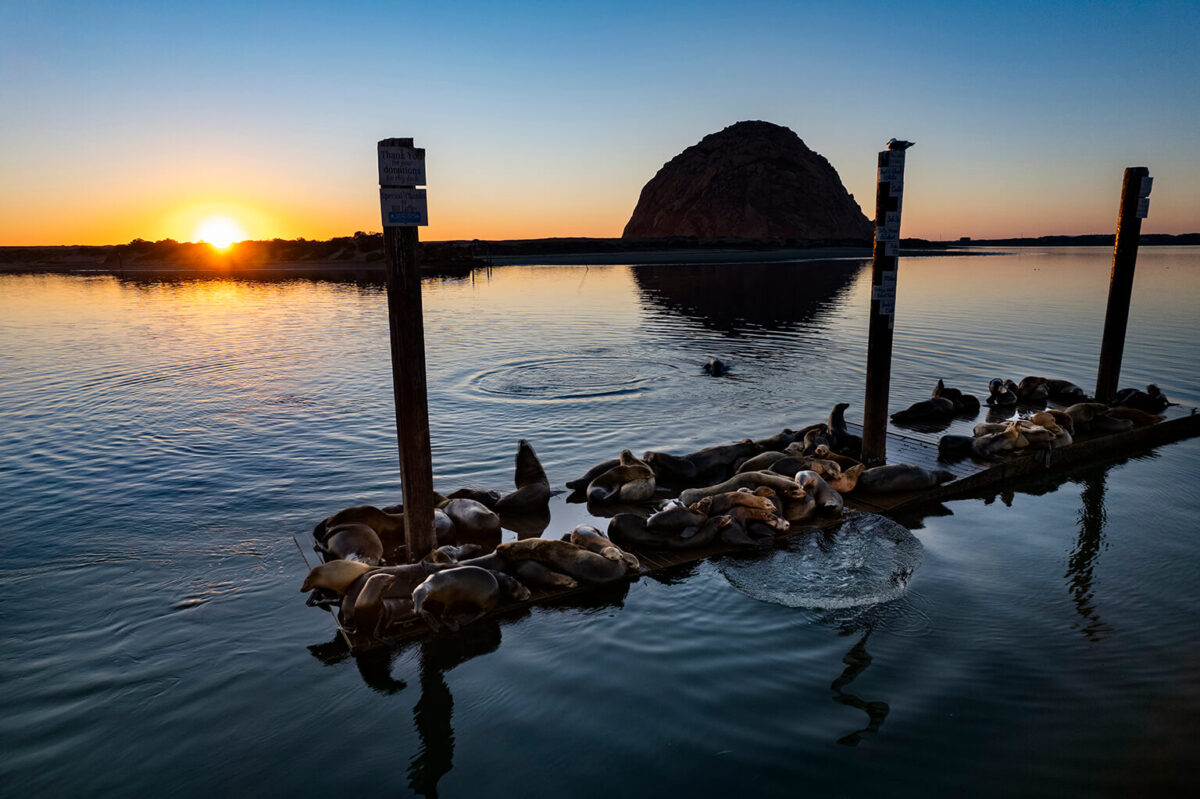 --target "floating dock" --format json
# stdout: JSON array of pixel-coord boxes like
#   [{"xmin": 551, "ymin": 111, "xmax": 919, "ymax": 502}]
[{"xmin": 308, "ymin": 404, "xmax": 1200, "ymax": 652}]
